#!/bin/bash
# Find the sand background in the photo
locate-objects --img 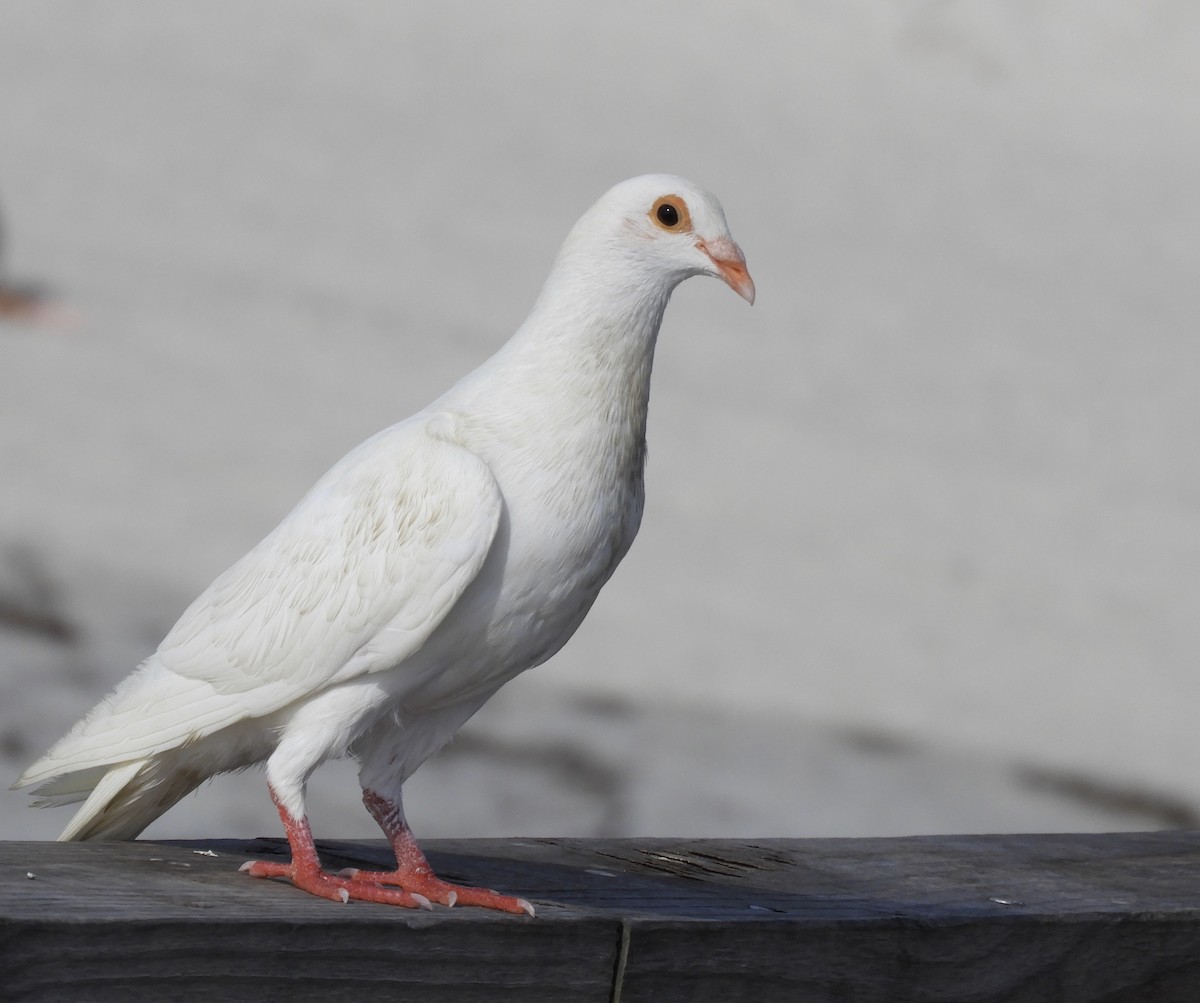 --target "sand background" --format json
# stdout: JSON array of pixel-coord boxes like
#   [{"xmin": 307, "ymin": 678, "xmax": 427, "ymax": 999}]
[{"xmin": 1, "ymin": 2, "xmax": 1197, "ymax": 842}]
